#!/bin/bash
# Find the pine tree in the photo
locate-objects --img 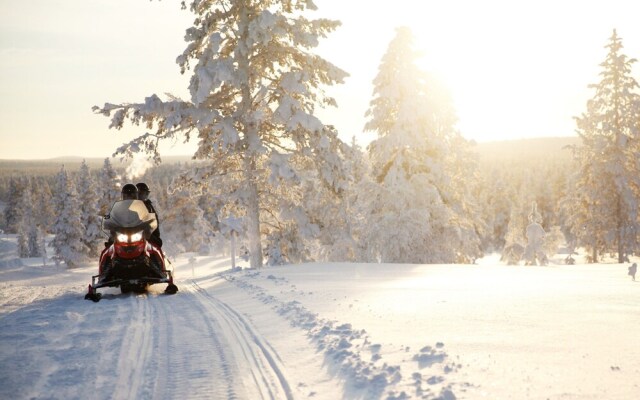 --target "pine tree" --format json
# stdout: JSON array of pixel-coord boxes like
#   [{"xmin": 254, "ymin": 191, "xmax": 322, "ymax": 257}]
[
  {"xmin": 33, "ymin": 177, "xmax": 55, "ymax": 234},
  {"xmin": 94, "ymin": 0, "xmax": 348, "ymax": 268},
  {"xmin": 341, "ymin": 138, "xmax": 372, "ymax": 261},
  {"xmin": 363, "ymin": 27, "xmax": 480, "ymax": 263},
  {"xmin": 445, "ymin": 133, "xmax": 485, "ymax": 262},
  {"xmin": 564, "ymin": 160, "xmax": 607, "ymax": 262},
  {"xmin": 572, "ymin": 30, "xmax": 640, "ymax": 263},
  {"xmin": 4, "ymin": 177, "xmax": 26, "ymax": 234},
  {"xmin": 162, "ymin": 188, "xmax": 214, "ymax": 257},
  {"xmin": 98, "ymin": 158, "xmax": 120, "ymax": 216},
  {"xmin": 27, "ymin": 226, "xmax": 44, "ymax": 258},
  {"xmin": 262, "ymin": 130, "xmax": 352, "ymax": 264},
  {"xmin": 304, "ymin": 138, "xmax": 365, "ymax": 262},
  {"xmin": 21, "ymin": 181, "xmax": 44, "ymax": 258},
  {"xmin": 479, "ymin": 171, "xmax": 515, "ymax": 251},
  {"xmin": 51, "ymin": 166, "xmax": 88, "ymax": 268},
  {"xmin": 15, "ymin": 179, "xmax": 45, "ymax": 258},
  {"xmin": 15, "ymin": 178, "xmax": 33, "ymax": 258},
  {"xmin": 77, "ymin": 160, "xmax": 103, "ymax": 256},
  {"xmin": 16, "ymin": 224, "xmax": 29, "ymax": 258}
]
